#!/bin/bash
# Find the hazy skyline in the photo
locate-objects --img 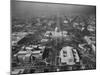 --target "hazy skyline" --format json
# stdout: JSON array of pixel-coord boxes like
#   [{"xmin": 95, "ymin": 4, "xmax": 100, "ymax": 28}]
[{"xmin": 11, "ymin": 0, "xmax": 96, "ymax": 19}]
